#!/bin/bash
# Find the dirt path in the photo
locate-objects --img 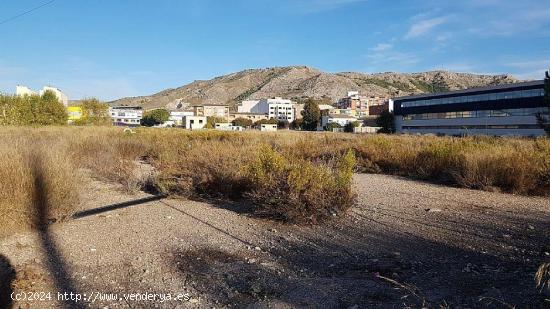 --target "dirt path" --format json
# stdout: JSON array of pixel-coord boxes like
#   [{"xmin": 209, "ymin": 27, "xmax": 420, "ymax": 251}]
[{"xmin": 0, "ymin": 174, "xmax": 548, "ymax": 308}]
